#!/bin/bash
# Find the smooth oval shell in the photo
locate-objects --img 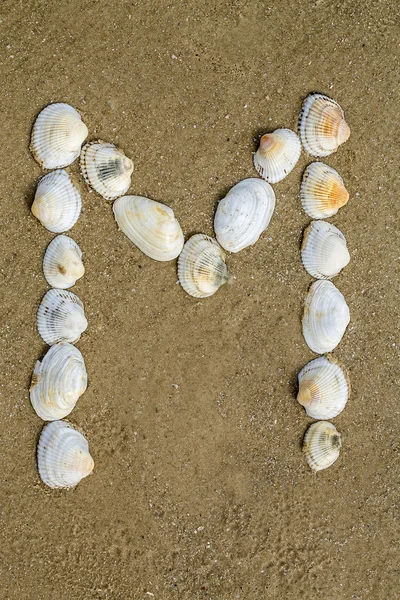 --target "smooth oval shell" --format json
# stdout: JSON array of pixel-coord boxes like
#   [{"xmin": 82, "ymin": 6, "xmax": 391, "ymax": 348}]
[
  {"xmin": 299, "ymin": 94, "xmax": 350, "ymax": 157},
  {"xmin": 301, "ymin": 220, "xmax": 350, "ymax": 279},
  {"xmin": 303, "ymin": 421, "xmax": 342, "ymax": 471},
  {"xmin": 253, "ymin": 129, "xmax": 301, "ymax": 183},
  {"xmin": 178, "ymin": 234, "xmax": 229, "ymax": 298},
  {"xmin": 43, "ymin": 235, "xmax": 84, "ymax": 289},
  {"xmin": 32, "ymin": 170, "xmax": 82, "ymax": 233},
  {"xmin": 300, "ymin": 162, "xmax": 349, "ymax": 219},
  {"xmin": 37, "ymin": 289, "xmax": 88, "ymax": 346},
  {"xmin": 80, "ymin": 140, "xmax": 134, "ymax": 200}
]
